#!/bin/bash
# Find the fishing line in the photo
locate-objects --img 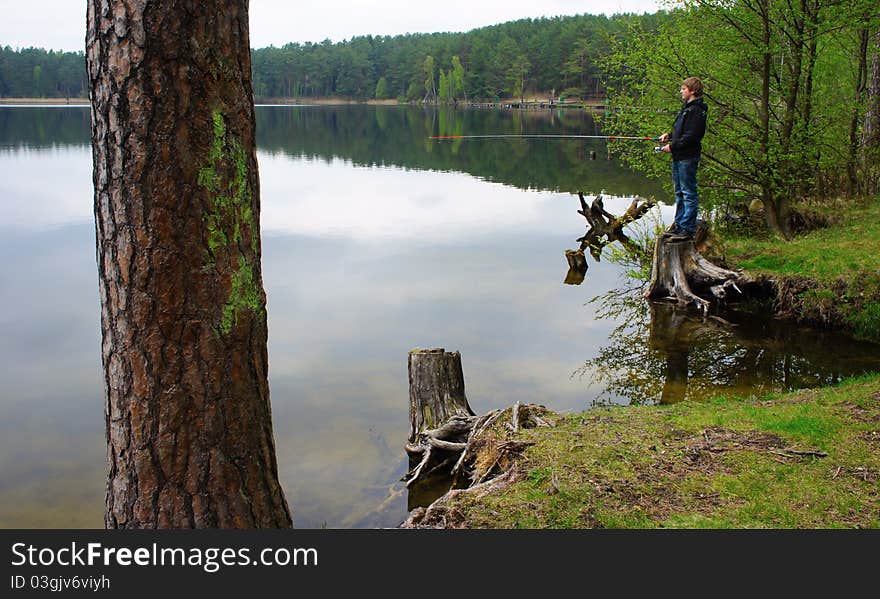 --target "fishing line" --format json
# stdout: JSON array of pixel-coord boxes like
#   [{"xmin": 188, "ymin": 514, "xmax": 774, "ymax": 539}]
[{"xmin": 429, "ymin": 134, "xmax": 660, "ymax": 141}]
